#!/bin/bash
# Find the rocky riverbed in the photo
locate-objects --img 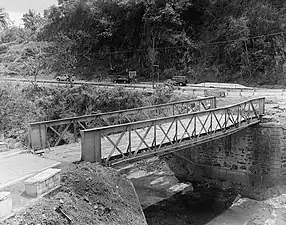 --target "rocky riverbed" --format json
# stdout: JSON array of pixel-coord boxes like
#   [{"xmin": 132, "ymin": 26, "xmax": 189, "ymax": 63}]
[{"xmin": 121, "ymin": 156, "xmax": 286, "ymax": 225}]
